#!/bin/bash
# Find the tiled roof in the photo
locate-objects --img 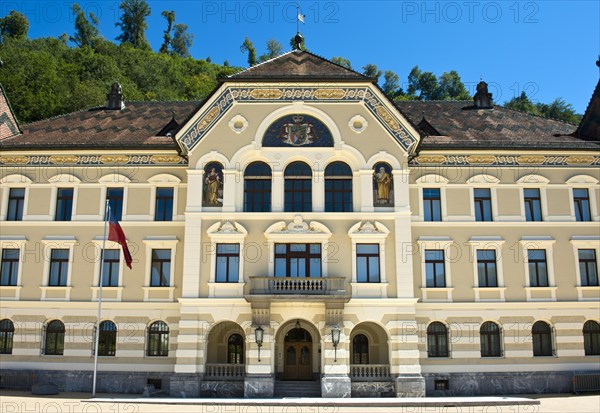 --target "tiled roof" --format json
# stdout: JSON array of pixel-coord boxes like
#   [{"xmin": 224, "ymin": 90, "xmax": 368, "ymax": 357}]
[
  {"xmin": 227, "ymin": 50, "xmax": 371, "ymax": 82},
  {"xmin": 395, "ymin": 100, "xmax": 598, "ymax": 150},
  {"xmin": 0, "ymin": 83, "xmax": 21, "ymax": 140},
  {"xmin": 575, "ymin": 78, "xmax": 600, "ymax": 141},
  {"xmin": 0, "ymin": 101, "xmax": 199, "ymax": 150}
]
